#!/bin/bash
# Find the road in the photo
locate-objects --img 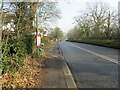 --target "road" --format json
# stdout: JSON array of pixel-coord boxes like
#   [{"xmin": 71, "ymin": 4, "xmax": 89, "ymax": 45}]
[{"xmin": 59, "ymin": 41, "xmax": 119, "ymax": 88}]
